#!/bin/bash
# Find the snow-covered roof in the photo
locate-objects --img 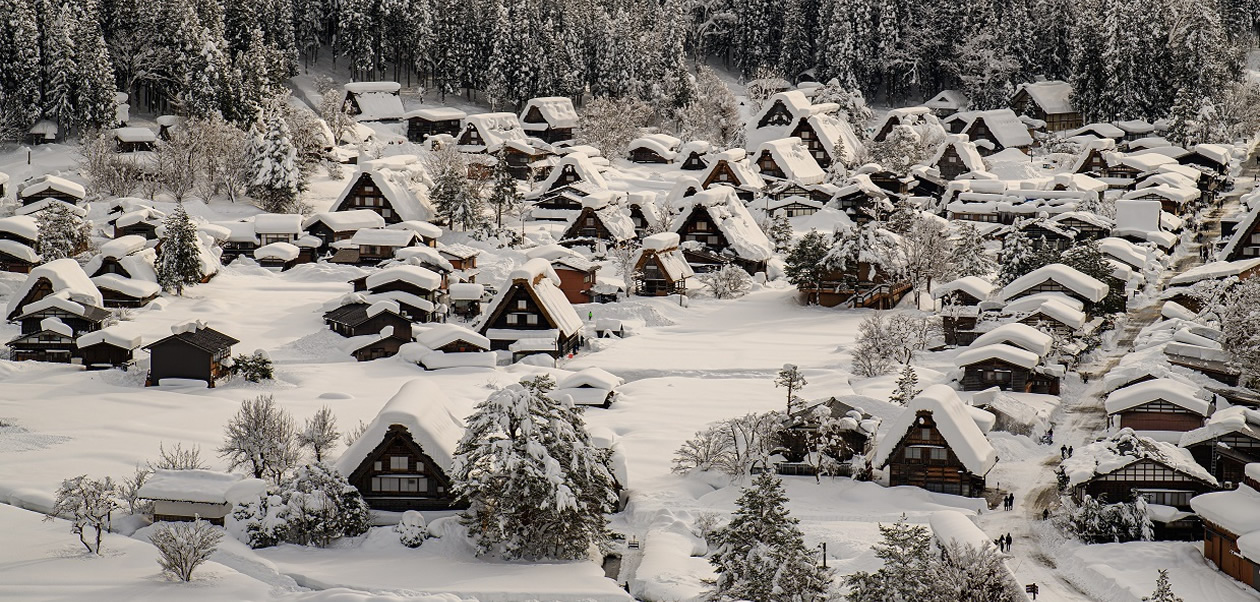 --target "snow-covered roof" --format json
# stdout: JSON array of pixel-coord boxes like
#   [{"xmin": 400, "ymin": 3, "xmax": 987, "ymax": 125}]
[
  {"xmin": 481, "ymin": 258, "xmax": 583, "ymax": 337},
  {"xmin": 805, "ymin": 113, "xmax": 862, "ymax": 166},
  {"xmin": 535, "ymin": 152, "xmax": 608, "ymax": 193},
  {"xmin": 1015, "ymin": 81, "xmax": 1074, "ymax": 115},
  {"xmin": 521, "ymin": 97, "xmax": 578, "ymax": 130},
  {"xmin": 1192, "ymin": 478, "xmax": 1260, "ymax": 538},
  {"xmin": 396, "ymin": 246, "xmax": 455, "ymax": 272},
  {"xmin": 966, "ymin": 109, "xmax": 1033, "ymax": 148},
  {"xmin": 304, "ymin": 209, "xmax": 387, "ymax": 233},
  {"xmin": 76, "ymin": 325, "xmax": 142, "ymax": 349},
  {"xmin": 629, "ymin": 134, "xmax": 682, "ymax": 160},
  {"xmin": 1167, "ymin": 258, "xmax": 1260, "ymax": 287},
  {"xmin": 1180, "ymin": 407, "xmax": 1260, "ymax": 449},
  {"xmin": 253, "ymin": 213, "xmax": 304, "ymax": 235},
  {"xmin": 755, "ymin": 138, "xmax": 826, "ymax": 185},
  {"xmin": 1062, "ymin": 428, "xmax": 1216, "ymax": 488},
  {"xmin": 873, "ymin": 384, "xmax": 998, "ymax": 475},
  {"xmin": 1104, "ymin": 379, "xmax": 1209, "ymax": 416},
  {"xmin": 0, "ymin": 239, "xmax": 38, "ymax": 263},
  {"xmin": 970, "ymin": 323, "xmax": 1053, "ymax": 357},
  {"xmin": 137, "ymin": 469, "xmax": 266, "ymax": 504},
  {"xmin": 925, "ymin": 90, "xmax": 968, "ymax": 112},
  {"xmin": 635, "ymin": 233, "xmax": 693, "ymax": 281},
  {"xmin": 669, "ymin": 187, "xmax": 774, "ymax": 262},
  {"xmin": 874, "ymin": 106, "xmax": 935, "ymax": 137},
  {"xmin": 388, "ymin": 220, "xmax": 442, "ymax": 240},
  {"xmin": 333, "ymin": 159, "xmax": 434, "ymax": 223},
  {"xmin": 405, "ymin": 107, "xmax": 467, "ymax": 121},
  {"xmin": 1116, "ymin": 120, "xmax": 1156, "ymax": 135},
  {"xmin": 351, "ymin": 228, "xmax": 418, "ymax": 248},
  {"xmin": 254, "ymin": 242, "xmax": 300, "ymax": 262},
  {"xmin": 112, "ymin": 127, "xmax": 156, "ymax": 143},
  {"xmin": 460, "ymin": 112, "xmax": 527, "ymax": 152},
  {"xmin": 96, "ymin": 235, "xmax": 148, "ymax": 261},
  {"xmin": 929, "ymin": 135, "xmax": 985, "ymax": 173},
  {"xmin": 1122, "ymin": 185, "xmax": 1199, "ymax": 205},
  {"xmin": 932, "ymin": 276, "xmax": 993, "ymax": 301},
  {"xmin": 6, "ymin": 258, "xmax": 102, "ymax": 319},
  {"xmin": 335, "ymin": 379, "xmax": 465, "ymax": 476},
  {"xmin": 999, "ymin": 263, "xmax": 1108, "ymax": 303},
  {"xmin": 929, "ymin": 510, "xmax": 996, "ymax": 553},
  {"xmin": 91, "ymin": 273, "xmax": 160, "ymax": 299},
  {"xmin": 343, "ymin": 82, "xmax": 405, "ymax": 121},
  {"xmin": 415, "ymin": 323, "xmax": 490, "ymax": 350},
  {"xmin": 366, "ymin": 264, "xmax": 442, "ymax": 292},
  {"xmin": 17, "ymin": 174, "xmax": 85, "ymax": 200},
  {"xmin": 556, "ymin": 367, "xmax": 623, "ymax": 391},
  {"xmin": 0, "ymin": 215, "xmax": 38, "ymax": 241},
  {"xmin": 955, "ymin": 343, "xmax": 1041, "ymax": 370},
  {"xmin": 448, "ymin": 282, "xmax": 484, "ymax": 301},
  {"xmin": 1068, "ymin": 123, "xmax": 1125, "ymax": 139}
]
